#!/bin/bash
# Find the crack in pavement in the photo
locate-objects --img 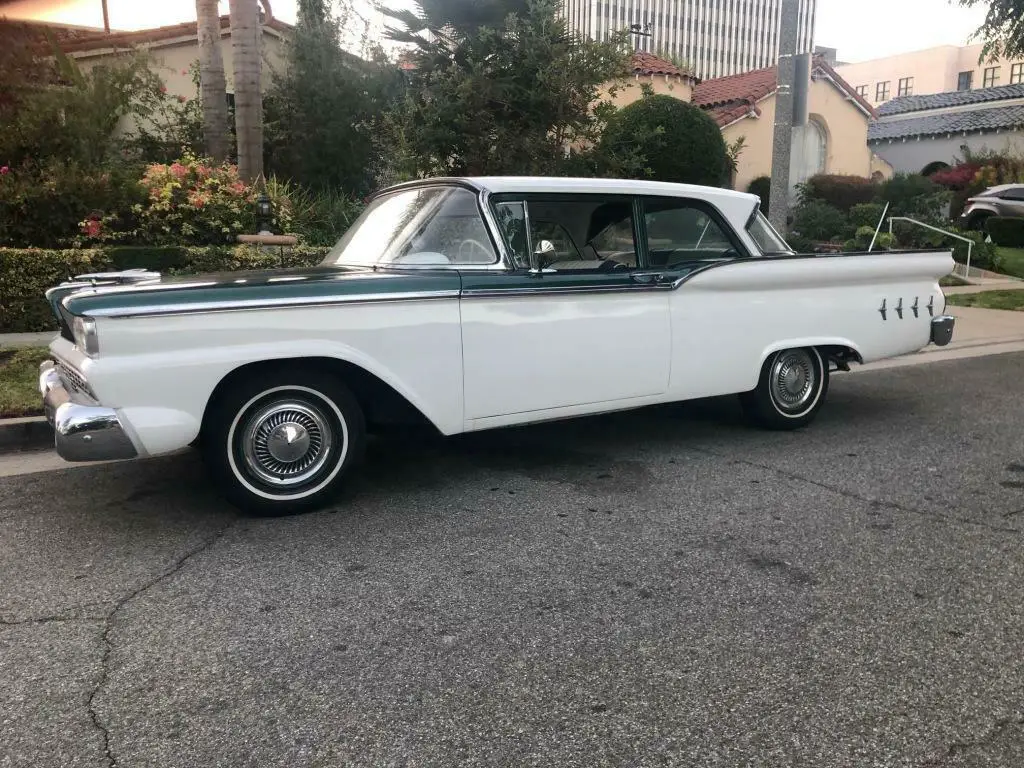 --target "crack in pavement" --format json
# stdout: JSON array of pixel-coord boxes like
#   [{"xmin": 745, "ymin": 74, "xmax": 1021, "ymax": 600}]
[
  {"xmin": 87, "ymin": 521, "xmax": 234, "ymax": 768},
  {"xmin": 689, "ymin": 446, "xmax": 1022, "ymax": 536},
  {"xmin": 0, "ymin": 602, "xmax": 116, "ymax": 628},
  {"xmin": 920, "ymin": 716, "xmax": 1024, "ymax": 766}
]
